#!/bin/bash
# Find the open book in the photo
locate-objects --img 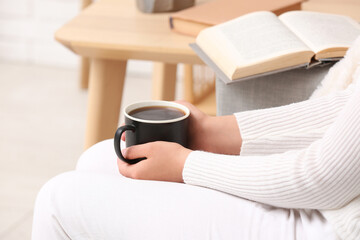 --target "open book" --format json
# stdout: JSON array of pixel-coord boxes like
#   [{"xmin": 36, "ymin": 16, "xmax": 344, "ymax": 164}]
[{"xmin": 193, "ymin": 11, "xmax": 360, "ymax": 82}]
